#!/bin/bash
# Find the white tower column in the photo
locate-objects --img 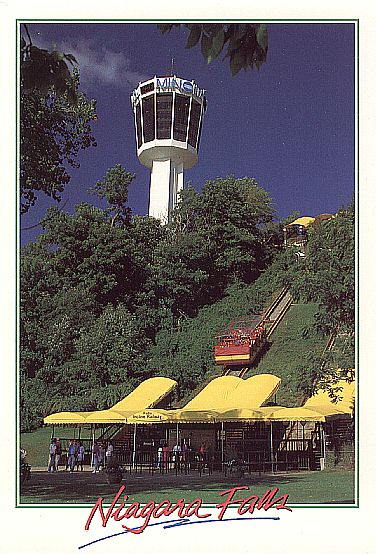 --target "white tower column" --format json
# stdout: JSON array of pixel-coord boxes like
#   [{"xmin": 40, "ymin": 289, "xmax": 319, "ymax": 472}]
[
  {"xmin": 149, "ymin": 159, "xmax": 184, "ymax": 224},
  {"xmin": 131, "ymin": 75, "xmax": 206, "ymax": 223}
]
